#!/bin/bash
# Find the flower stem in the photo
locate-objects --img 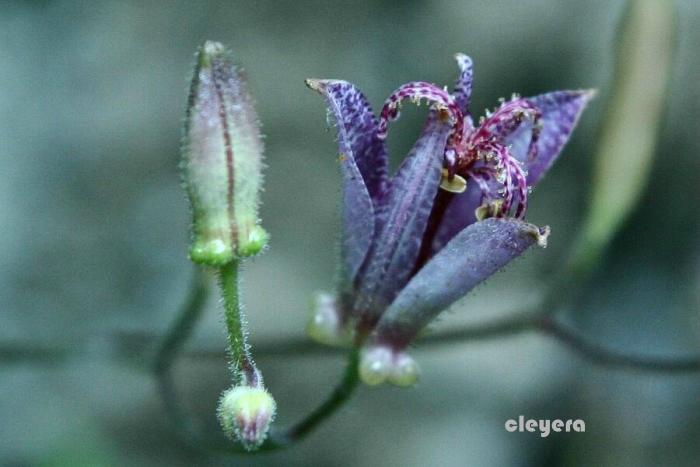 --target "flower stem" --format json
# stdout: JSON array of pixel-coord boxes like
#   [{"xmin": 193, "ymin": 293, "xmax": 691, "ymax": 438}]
[
  {"xmin": 269, "ymin": 348, "xmax": 360, "ymax": 446},
  {"xmin": 218, "ymin": 260, "xmax": 260, "ymax": 387}
]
